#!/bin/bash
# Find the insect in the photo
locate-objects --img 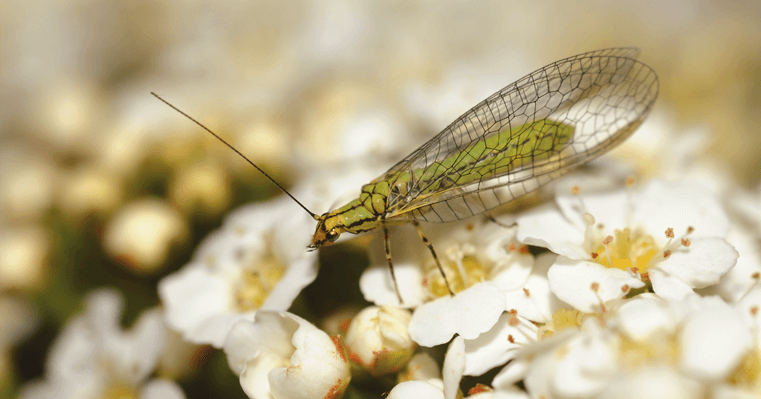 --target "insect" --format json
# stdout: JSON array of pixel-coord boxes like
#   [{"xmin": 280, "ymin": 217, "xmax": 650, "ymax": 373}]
[{"xmin": 152, "ymin": 47, "xmax": 659, "ymax": 303}]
